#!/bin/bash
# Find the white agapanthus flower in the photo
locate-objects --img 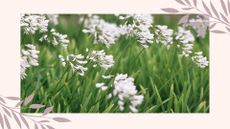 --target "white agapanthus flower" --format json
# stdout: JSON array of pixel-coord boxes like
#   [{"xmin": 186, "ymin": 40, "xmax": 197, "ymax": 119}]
[
  {"xmin": 83, "ymin": 15, "xmax": 123, "ymax": 48},
  {"xmin": 188, "ymin": 16, "xmax": 209, "ymax": 38},
  {"xmin": 50, "ymin": 29, "xmax": 69, "ymax": 48},
  {"xmin": 88, "ymin": 50, "xmax": 114, "ymax": 69},
  {"xmin": 113, "ymin": 73, "xmax": 144, "ymax": 113},
  {"xmin": 47, "ymin": 14, "xmax": 59, "ymax": 25},
  {"xmin": 21, "ymin": 14, "xmax": 49, "ymax": 34},
  {"xmin": 120, "ymin": 14, "xmax": 154, "ymax": 48},
  {"xmin": 96, "ymin": 83, "xmax": 108, "ymax": 91},
  {"xmin": 39, "ymin": 29, "xmax": 69, "ymax": 48},
  {"xmin": 175, "ymin": 26, "xmax": 195, "ymax": 57},
  {"xmin": 155, "ymin": 25, "xmax": 174, "ymax": 48},
  {"xmin": 102, "ymin": 74, "xmax": 114, "ymax": 79},
  {"xmin": 59, "ymin": 54, "xmax": 88, "ymax": 76},
  {"xmin": 20, "ymin": 57, "xmax": 29, "ymax": 79},
  {"xmin": 192, "ymin": 52, "xmax": 209, "ymax": 68},
  {"xmin": 21, "ymin": 44, "xmax": 39, "ymax": 79}
]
